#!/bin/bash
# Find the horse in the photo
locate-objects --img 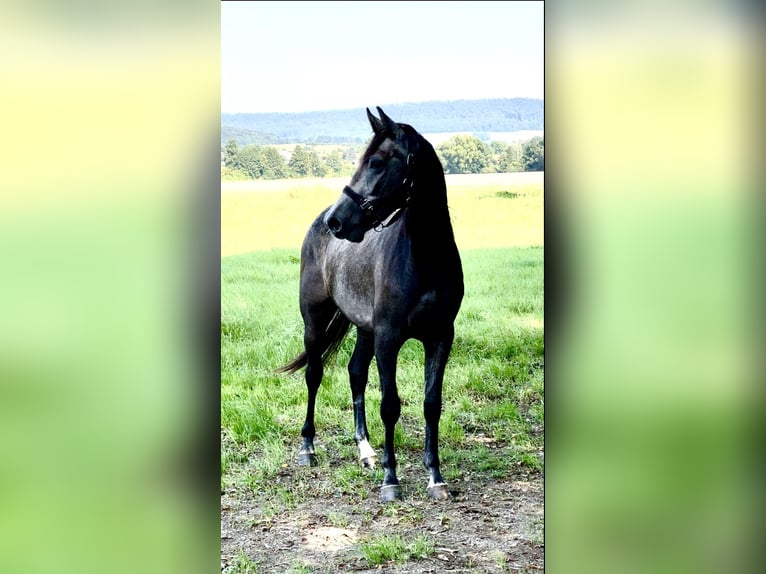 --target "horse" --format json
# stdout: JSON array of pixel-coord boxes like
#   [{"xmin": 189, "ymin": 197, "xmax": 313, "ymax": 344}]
[{"xmin": 277, "ymin": 107, "xmax": 464, "ymax": 502}]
